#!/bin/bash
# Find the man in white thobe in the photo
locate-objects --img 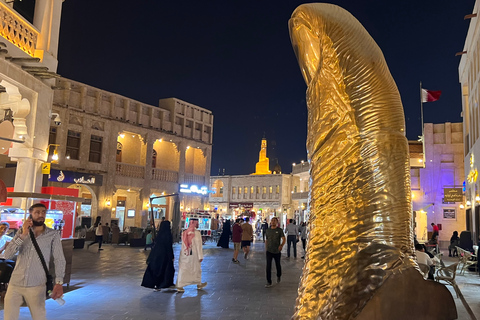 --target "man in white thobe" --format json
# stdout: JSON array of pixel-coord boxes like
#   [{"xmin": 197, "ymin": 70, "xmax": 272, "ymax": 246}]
[{"xmin": 176, "ymin": 219, "xmax": 207, "ymax": 292}]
